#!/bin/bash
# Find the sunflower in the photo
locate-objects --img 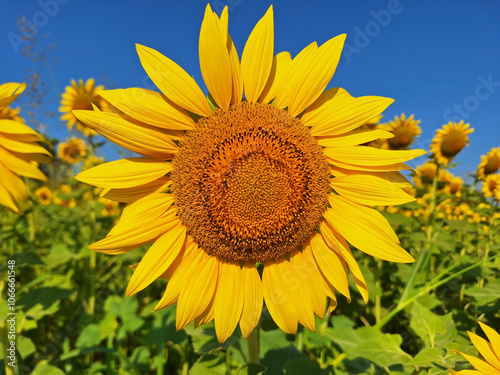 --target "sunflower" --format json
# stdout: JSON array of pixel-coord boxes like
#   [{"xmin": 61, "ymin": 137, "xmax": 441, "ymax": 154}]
[
  {"xmin": 377, "ymin": 113, "xmax": 422, "ymax": 150},
  {"xmin": 98, "ymin": 197, "xmax": 120, "ymax": 217},
  {"xmin": 60, "ymin": 79, "xmax": 107, "ymax": 137},
  {"xmin": 477, "ymin": 147, "xmax": 500, "ymax": 180},
  {"xmin": 0, "ymin": 82, "xmax": 52, "ymax": 213},
  {"xmin": 58, "ymin": 137, "xmax": 88, "ymax": 164},
  {"xmin": 430, "ymin": 120, "xmax": 474, "ymax": 166},
  {"xmin": 450, "ymin": 322, "xmax": 500, "ymax": 375},
  {"xmin": 54, "ymin": 184, "xmax": 77, "ymax": 208},
  {"xmin": 413, "ymin": 162, "xmax": 438, "ymax": 188},
  {"xmin": 445, "ymin": 175, "xmax": 463, "ymax": 197},
  {"xmin": 34, "ymin": 186, "xmax": 52, "ymax": 206},
  {"xmin": 482, "ymin": 174, "xmax": 500, "ymax": 200},
  {"xmin": 74, "ymin": 5, "xmax": 425, "ymax": 343}
]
